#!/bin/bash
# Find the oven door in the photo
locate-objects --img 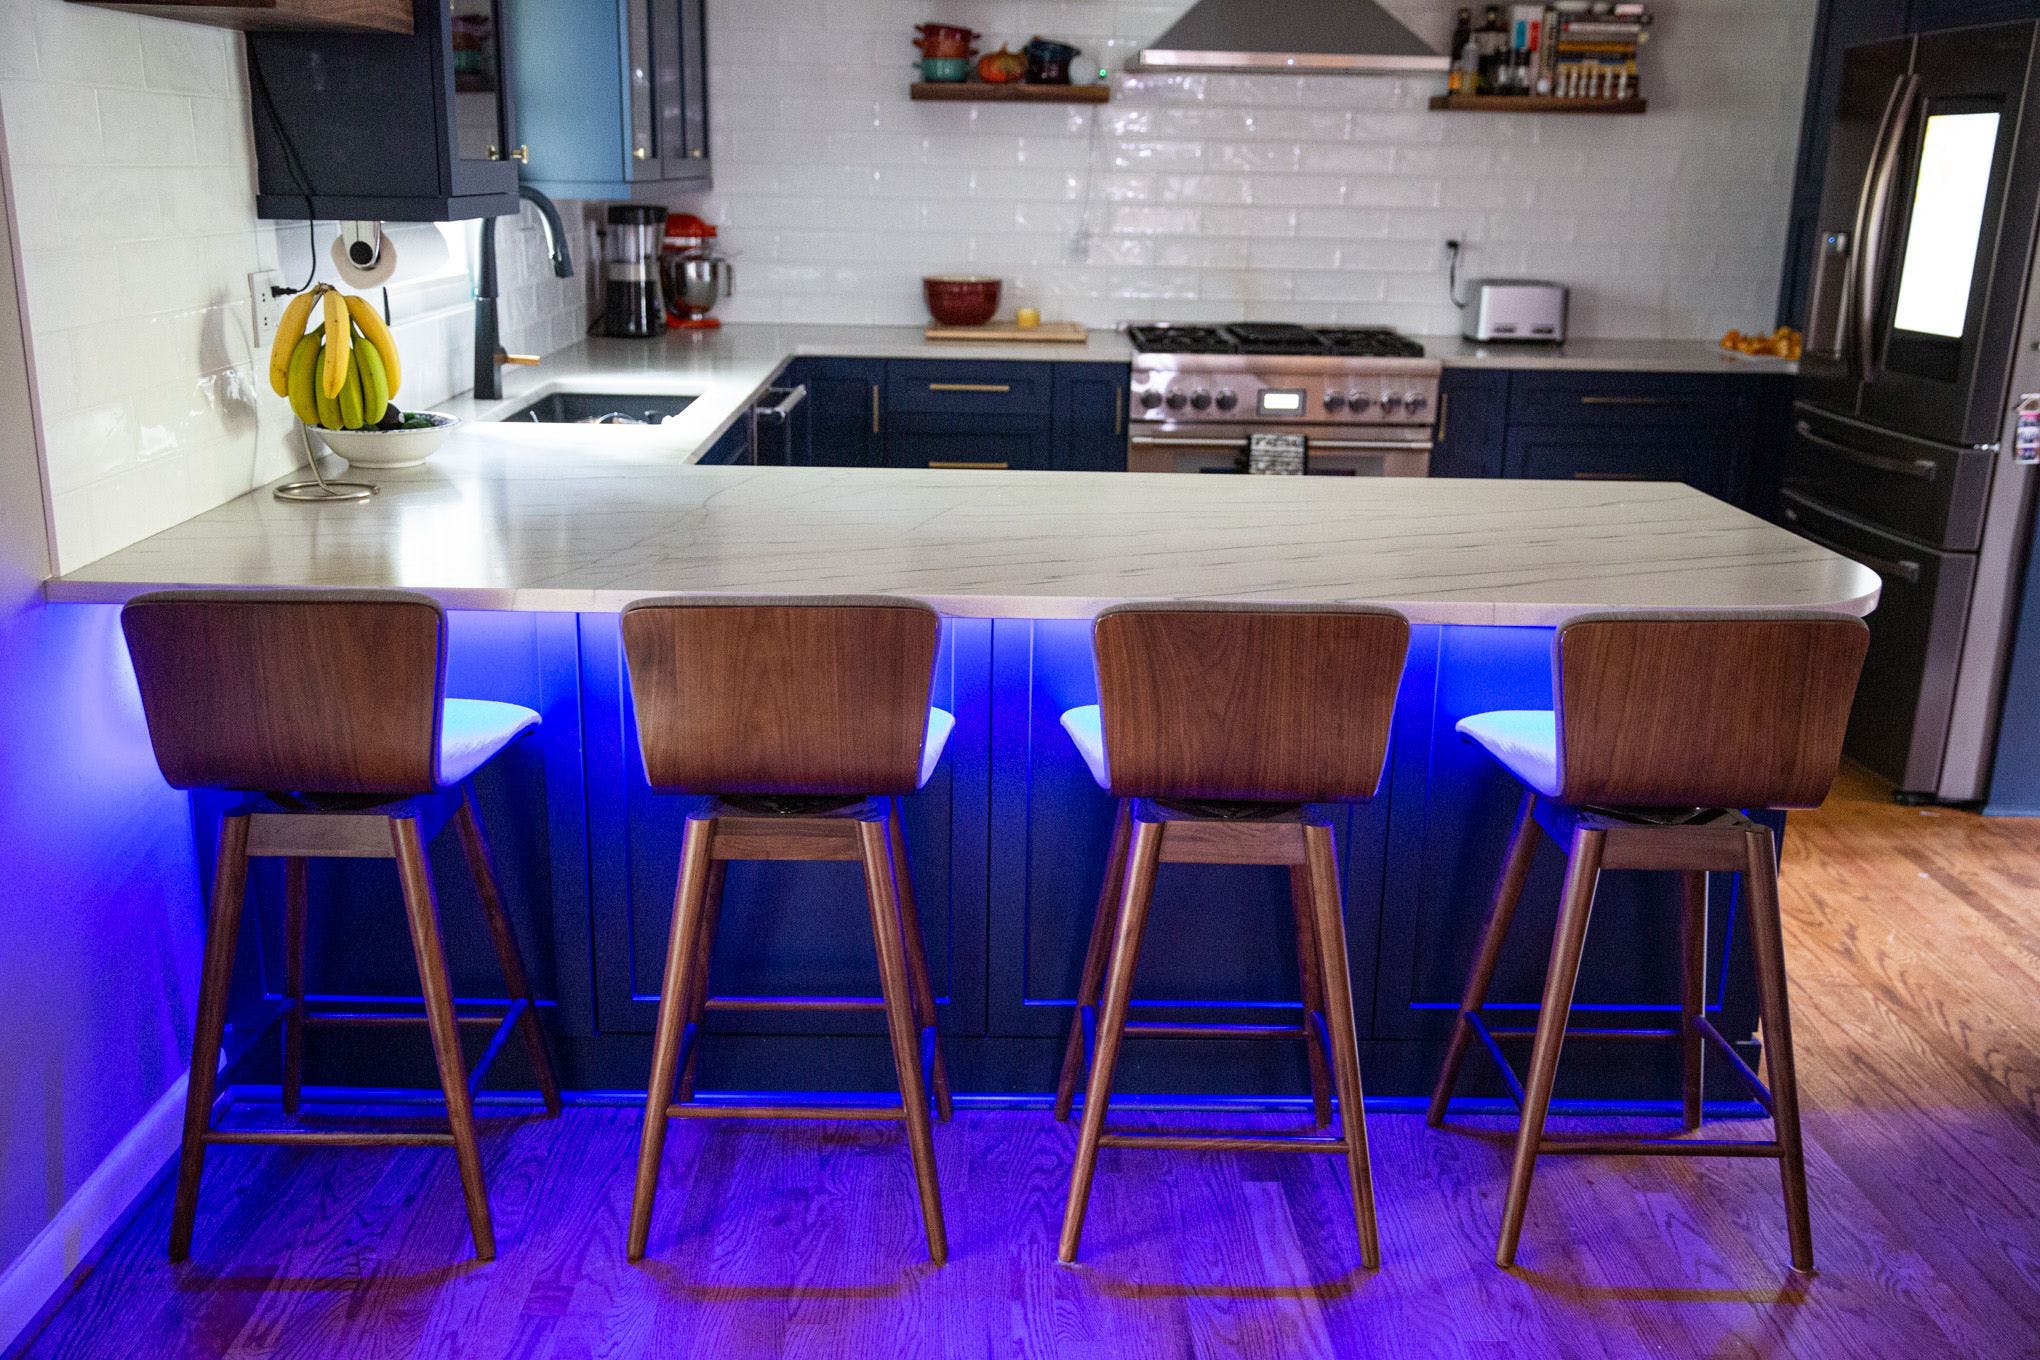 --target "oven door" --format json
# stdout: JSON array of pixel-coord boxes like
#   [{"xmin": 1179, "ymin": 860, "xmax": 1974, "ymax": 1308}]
[{"xmin": 1127, "ymin": 426, "xmax": 1433, "ymax": 476}]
